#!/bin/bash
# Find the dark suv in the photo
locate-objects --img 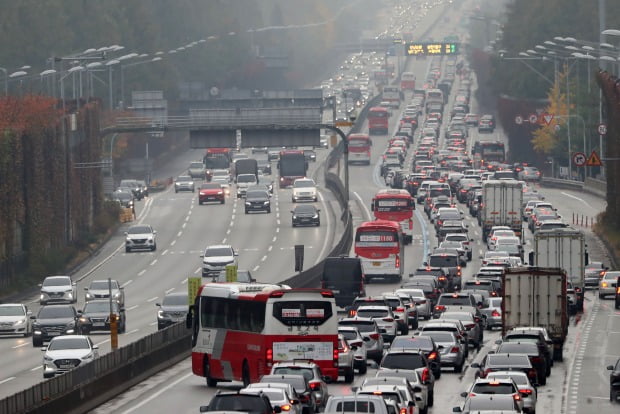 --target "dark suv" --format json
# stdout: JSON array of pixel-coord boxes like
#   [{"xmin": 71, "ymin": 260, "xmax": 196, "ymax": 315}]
[
  {"xmin": 607, "ymin": 358, "xmax": 620, "ymax": 402},
  {"xmin": 245, "ymin": 189, "xmax": 271, "ymax": 214},
  {"xmin": 200, "ymin": 390, "xmax": 279, "ymax": 414},
  {"xmin": 156, "ymin": 292, "xmax": 189, "ymax": 330},
  {"xmin": 32, "ymin": 304, "xmax": 81, "ymax": 346}
]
